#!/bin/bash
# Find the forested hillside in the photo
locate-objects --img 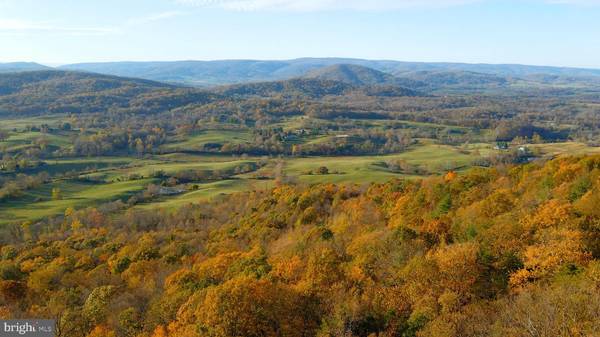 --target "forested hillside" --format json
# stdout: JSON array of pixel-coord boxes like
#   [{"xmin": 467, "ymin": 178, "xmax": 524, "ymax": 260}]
[
  {"xmin": 304, "ymin": 64, "xmax": 404, "ymax": 86},
  {"xmin": 213, "ymin": 78, "xmax": 419, "ymax": 99},
  {"xmin": 213, "ymin": 78, "xmax": 357, "ymax": 98},
  {"xmin": 0, "ymin": 70, "xmax": 423, "ymax": 117},
  {"xmin": 397, "ymin": 70, "xmax": 510, "ymax": 92},
  {"xmin": 1, "ymin": 155, "xmax": 599, "ymax": 336},
  {"xmin": 0, "ymin": 71, "xmax": 217, "ymax": 116}
]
